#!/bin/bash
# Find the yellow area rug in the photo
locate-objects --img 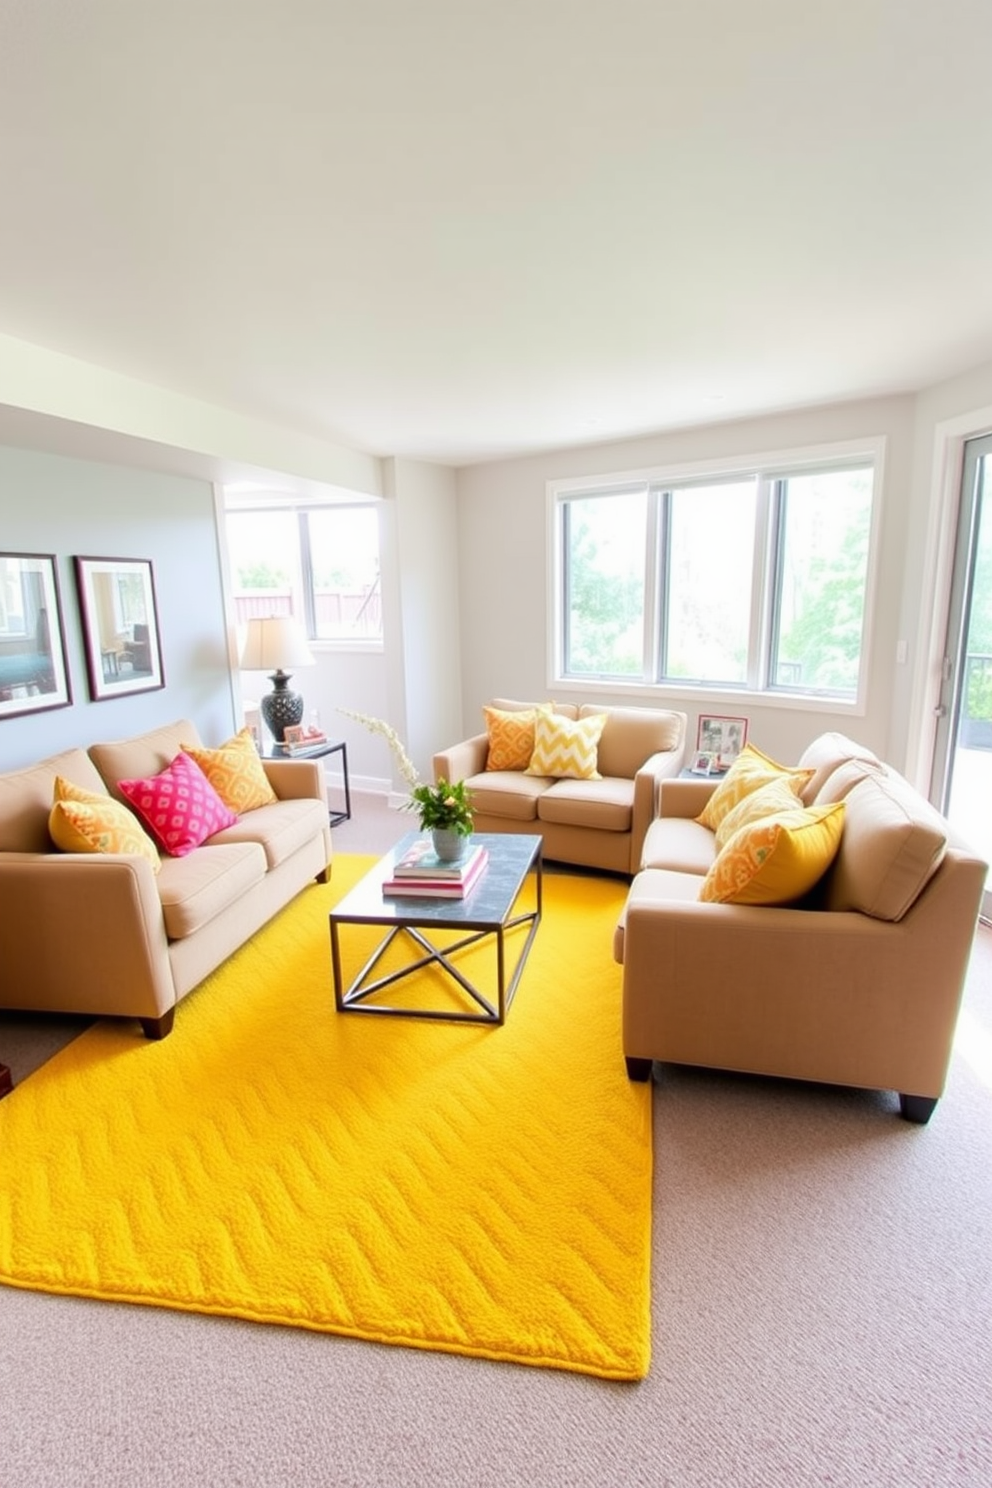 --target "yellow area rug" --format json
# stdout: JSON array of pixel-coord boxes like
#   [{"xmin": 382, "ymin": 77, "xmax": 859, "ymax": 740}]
[{"xmin": 0, "ymin": 856, "xmax": 652, "ymax": 1379}]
